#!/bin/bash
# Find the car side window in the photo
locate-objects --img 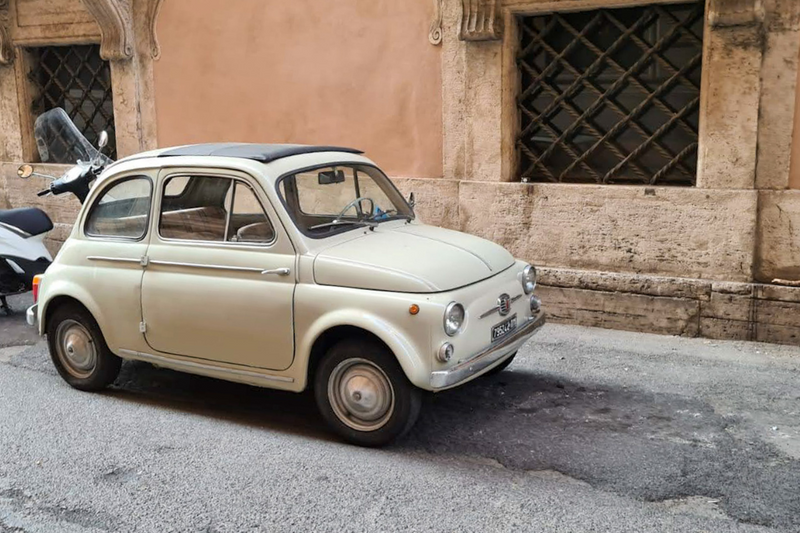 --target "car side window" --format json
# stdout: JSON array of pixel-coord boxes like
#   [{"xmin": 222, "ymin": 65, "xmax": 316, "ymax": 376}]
[
  {"xmin": 84, "ymin": 176, "xmax": 152, "ymax": 239},
  {"xmin": 159, "ymin": 175, "xmax": 274, "ymax": 244},
  {"xmin": 226, "ymin": 182, "xmax": 275, "ymax": 244}
]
